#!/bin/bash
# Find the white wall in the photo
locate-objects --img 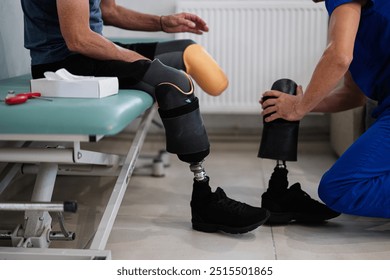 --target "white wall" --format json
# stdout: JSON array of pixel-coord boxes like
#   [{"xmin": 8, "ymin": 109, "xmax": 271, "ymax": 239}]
[{"xmin": 0, "ymin": 0, "xmax": 30, "ymax": 79}]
